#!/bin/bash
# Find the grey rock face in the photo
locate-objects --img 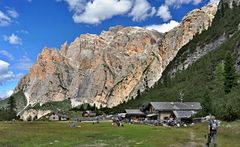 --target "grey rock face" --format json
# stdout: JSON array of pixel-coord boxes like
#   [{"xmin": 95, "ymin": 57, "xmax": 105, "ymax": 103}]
[{"xmin": 167, "ymin": 34, "xmax": 227, "ymax": 78}]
